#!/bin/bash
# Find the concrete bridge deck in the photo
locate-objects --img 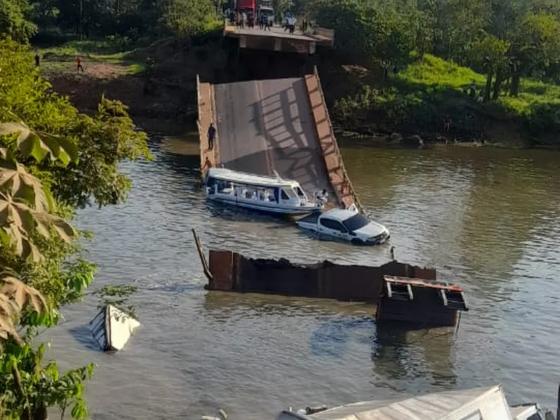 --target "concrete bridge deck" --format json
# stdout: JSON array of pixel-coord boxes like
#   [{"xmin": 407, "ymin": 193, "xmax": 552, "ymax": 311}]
[
  {"xmin": 197, "ymin": 71, "xmax": 361, "ymax": 210},
  {"xmin": 224, "ymin": 24, "xmax": 334, "ymax": 54}
]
